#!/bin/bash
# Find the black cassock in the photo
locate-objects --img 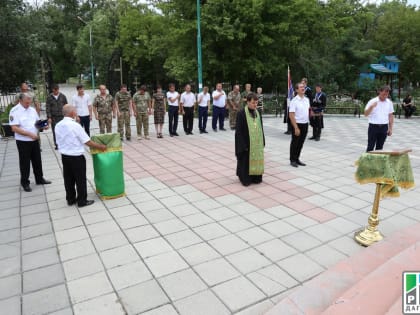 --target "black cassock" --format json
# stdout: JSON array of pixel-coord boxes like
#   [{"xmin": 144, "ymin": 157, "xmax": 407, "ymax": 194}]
[{"xmin": 235, "ymin": 108, "xmax": 265, "ymax": 186}]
